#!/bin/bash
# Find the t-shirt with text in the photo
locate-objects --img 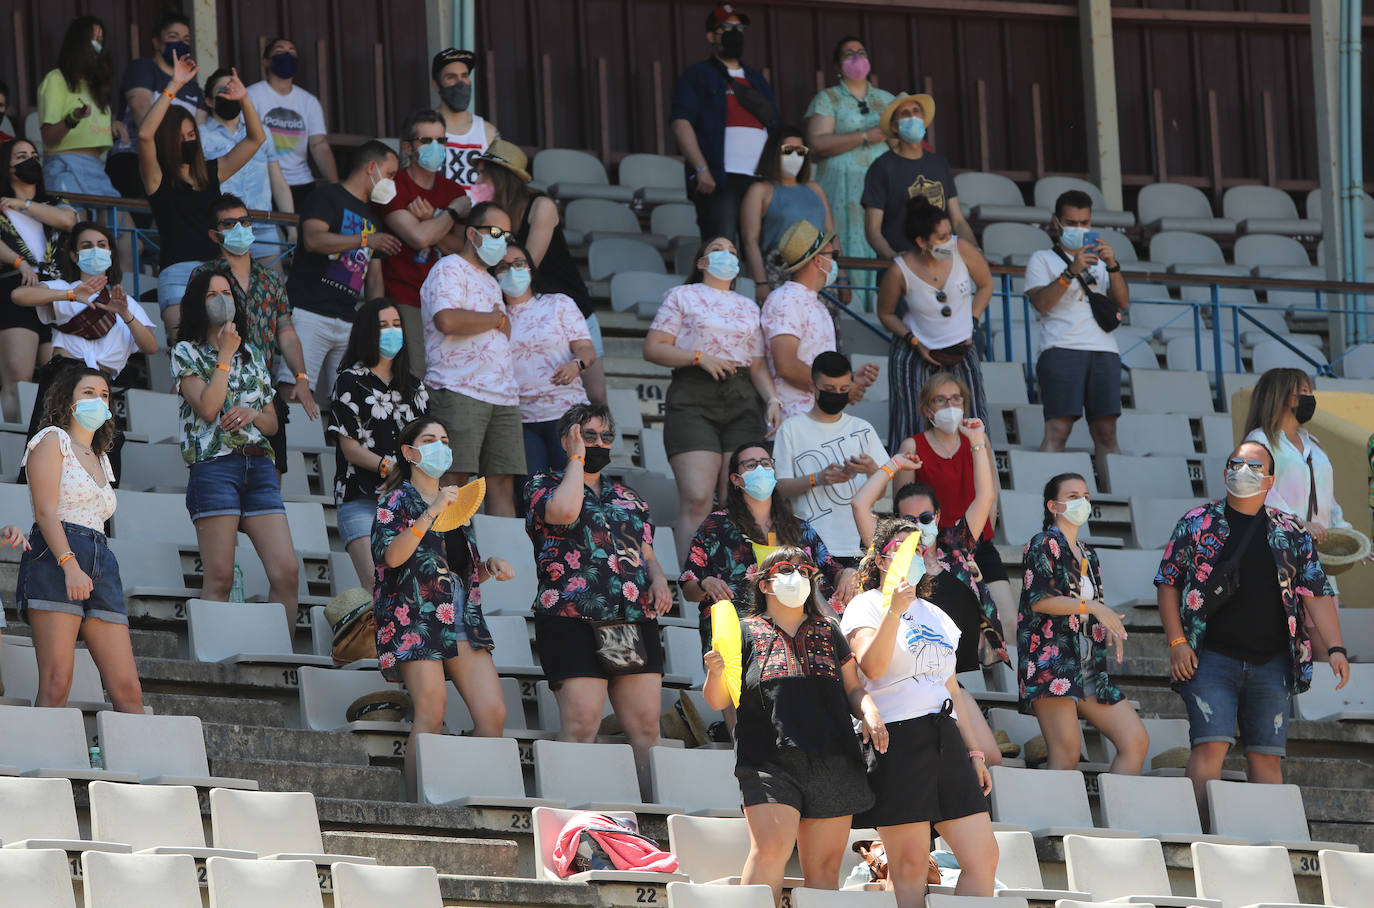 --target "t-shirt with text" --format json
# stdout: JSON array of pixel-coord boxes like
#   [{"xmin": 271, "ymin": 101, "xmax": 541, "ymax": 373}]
[
  {"xmin": 772, "ymin": 411, "xmax": 889, "ymax": 558},
  {"xmin": 286, "ymin": 183, "xmax": 381, "ymax": 320}
]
